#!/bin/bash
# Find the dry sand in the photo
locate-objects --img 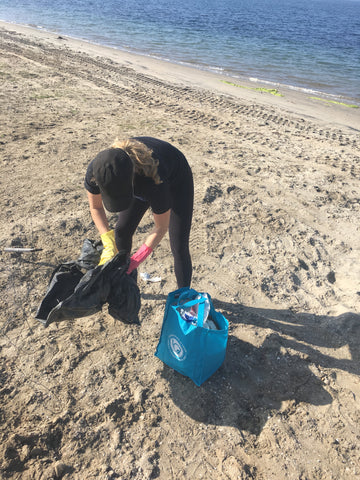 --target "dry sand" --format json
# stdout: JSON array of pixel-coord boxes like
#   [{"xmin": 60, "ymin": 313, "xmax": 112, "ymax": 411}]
[{"xmin": 0, "ymin": 21, "xmax": 360, "ymax": 480}]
